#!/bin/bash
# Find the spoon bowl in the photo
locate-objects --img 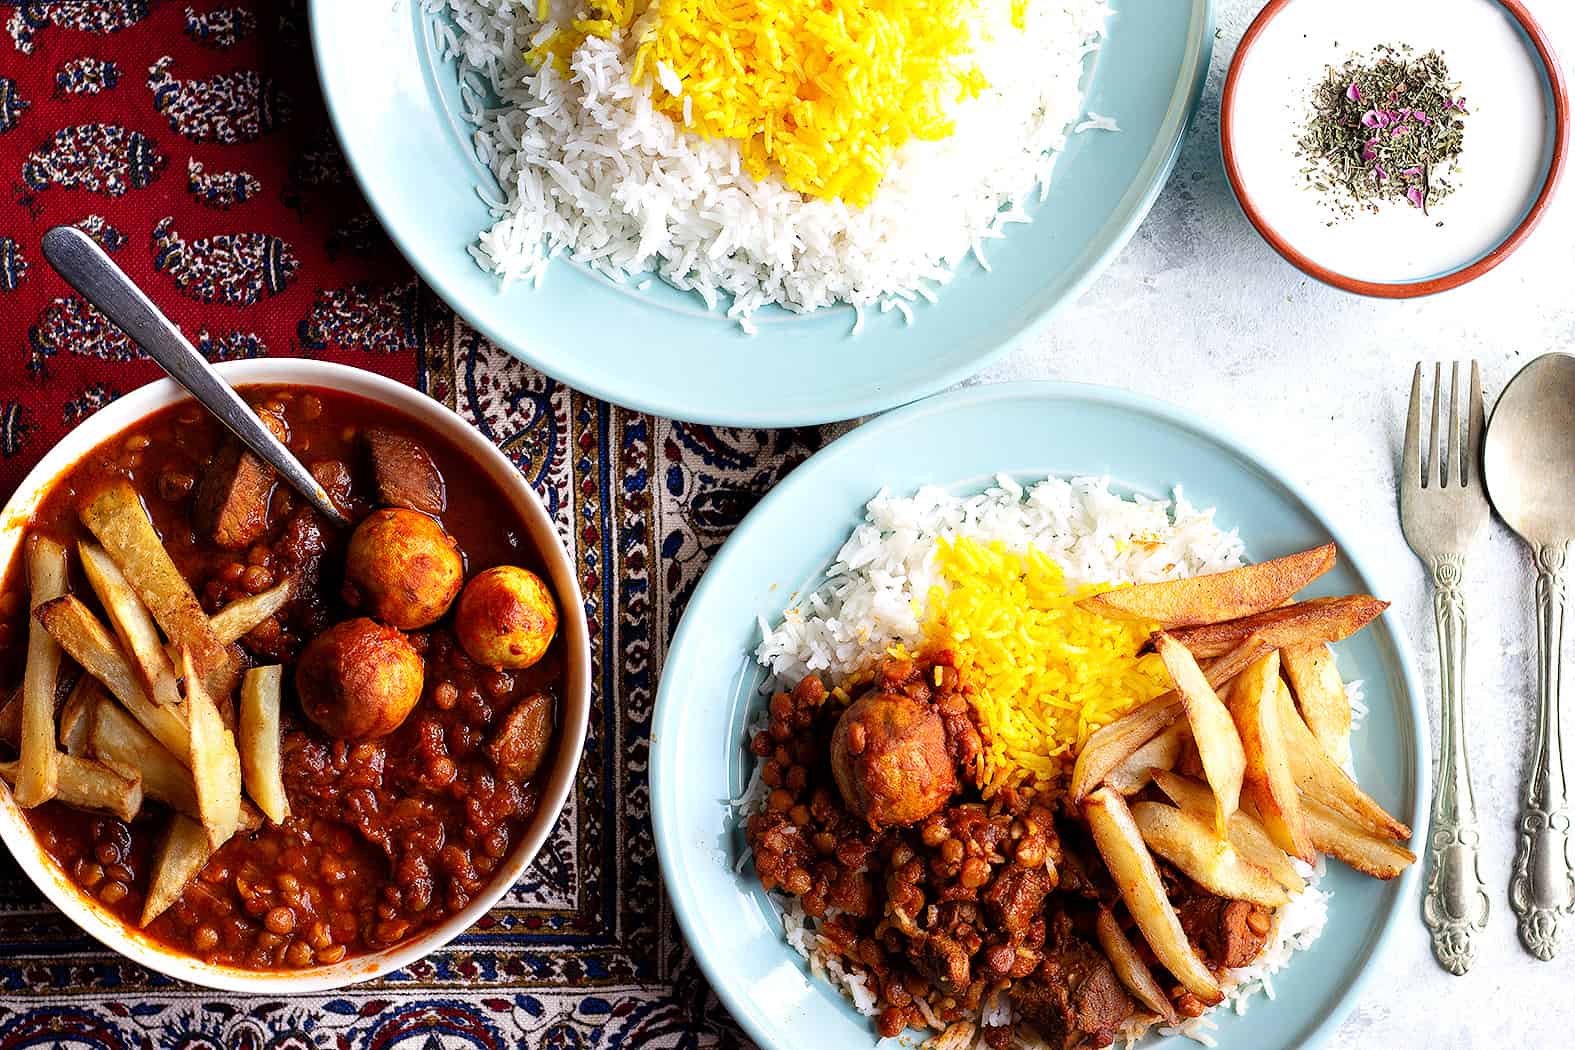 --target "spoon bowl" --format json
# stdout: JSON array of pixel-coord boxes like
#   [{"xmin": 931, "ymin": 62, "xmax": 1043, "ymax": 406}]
[{"xmin": 1486, "ymin": 352, "xmax": 1575, "ymax": 546}]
